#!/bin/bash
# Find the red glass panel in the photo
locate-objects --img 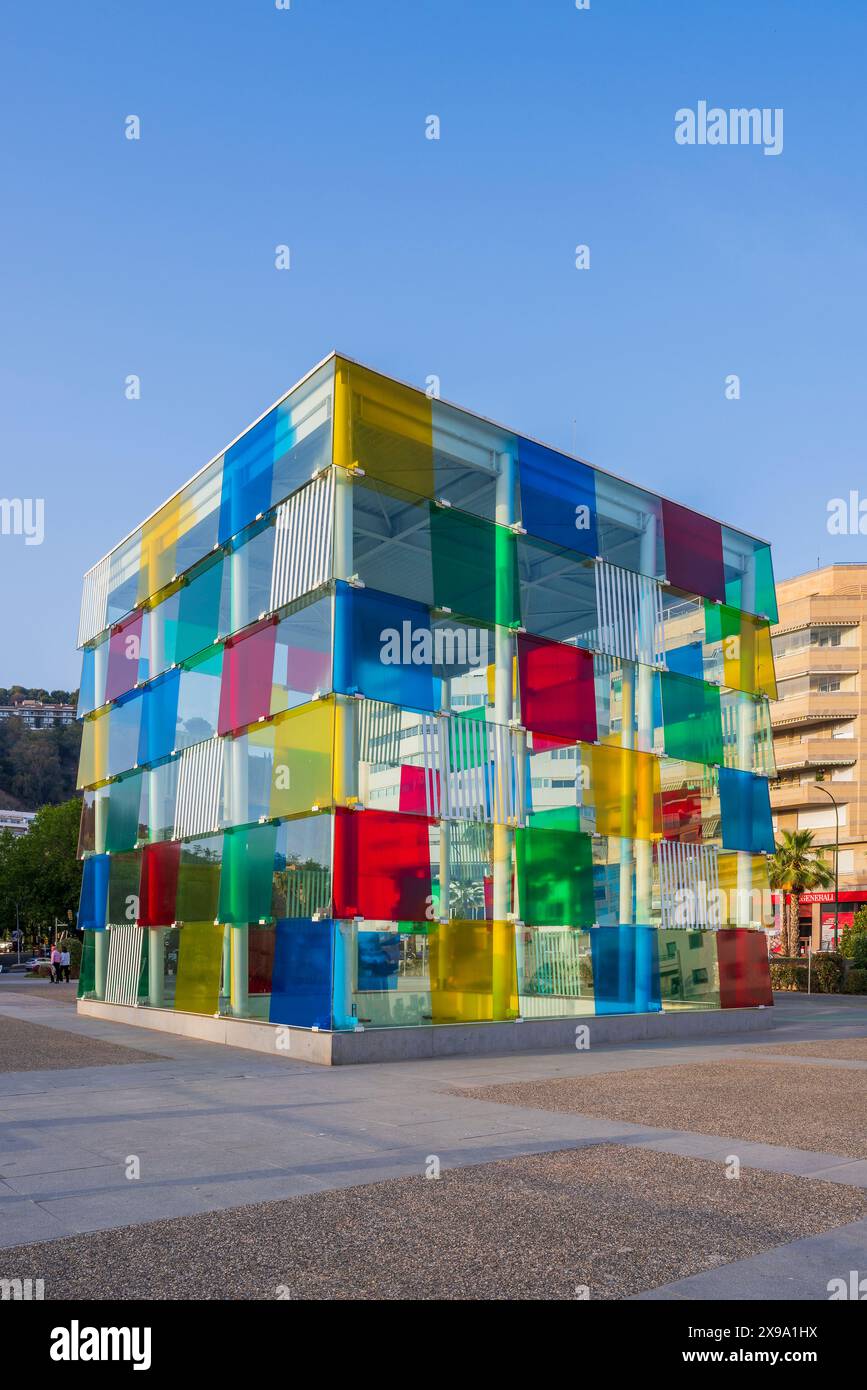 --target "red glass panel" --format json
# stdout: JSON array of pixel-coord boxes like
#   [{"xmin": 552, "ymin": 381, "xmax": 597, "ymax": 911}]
[
  {"xmin": 517, "ymin": 633, "xmax": 597, "ymax": 742},
  {"xmin": 661, "ymin": 499, "xmax": 725, "ymax": 603},
  {"xmin": 716, "ymin": 927, "xmax": 773, "ymax": 1008},
  {"xmin": 661, "ymin": 788, "xmax": 703, "ymax": 843},
  {"xmin": 218, "ymin": 618, "xmax": 277, "ymax": 736},
  {"xmin": 333, "ymin": 807, "xmax": 433, "ymax": 922},
  {"xmin": 138, "ymin": 840, "xmax": 181, "ymax": 927},
  {"xmin": 248, "ymin": 926, "xmax": 275, "ymax": 994},
  {"xmin": 105, "ymin": 611, "xmax": 143, "ymax": 703},
  {"xmin": 398, "ymin": 764, "xmax": 440, "ymax": 815}
]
